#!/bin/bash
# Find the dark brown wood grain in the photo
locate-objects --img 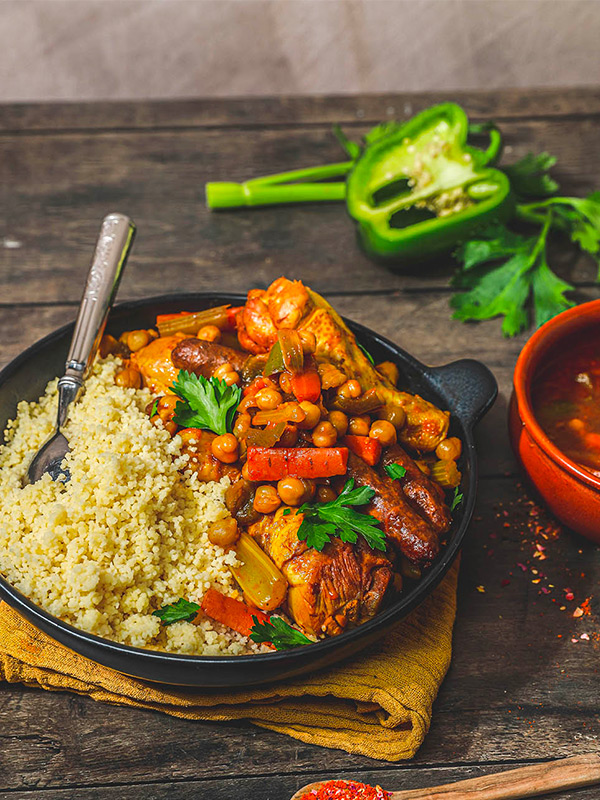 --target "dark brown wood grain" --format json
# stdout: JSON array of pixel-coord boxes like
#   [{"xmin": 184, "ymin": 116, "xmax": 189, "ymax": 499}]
[
  {"xmin": 1, "ymin": 87, "xmax": 599, "ymax": 133},
  {"xmin": 1, "ymin": 90, "xmax": 599, "ymax": 799}
]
